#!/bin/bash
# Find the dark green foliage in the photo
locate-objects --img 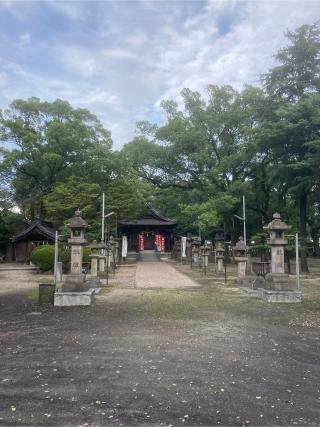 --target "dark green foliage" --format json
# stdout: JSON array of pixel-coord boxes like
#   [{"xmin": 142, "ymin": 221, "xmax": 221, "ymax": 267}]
[{"xmin": 30, "ymin": 245, "xmax": 55, "ymax": 271}]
